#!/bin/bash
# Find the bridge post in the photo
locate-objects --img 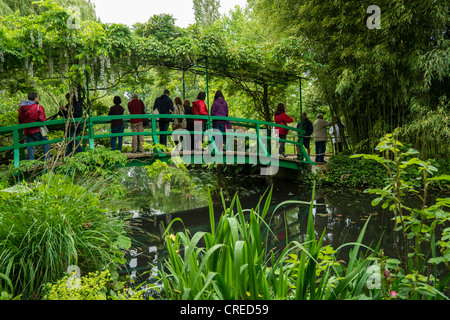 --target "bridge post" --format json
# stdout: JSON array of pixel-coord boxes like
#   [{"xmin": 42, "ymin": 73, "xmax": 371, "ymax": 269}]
[
  {"xmin": 151, "ymin": 117, "xmax": 159, "ymax": 145},
  {"xmin": 182, "ymin": 70, "xmax": 186, "ymax": 101},
  {"xmin": 19, "ymin": 130, "xmax": 25, "ymax": 160},
  {"xmin": 86, "ymin": 71, "xmax": 95, "ymax": 150},
  {"xmin": 13, "ymin": 129, "xmax": 20, "ymax": 167},
  {"xmin": 205, "ymin": 57, "xmax": 211, "ymax": 131},
  {"xmin": 298, "ymin": 77, "xmax": 303, "ymax": 160}
]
